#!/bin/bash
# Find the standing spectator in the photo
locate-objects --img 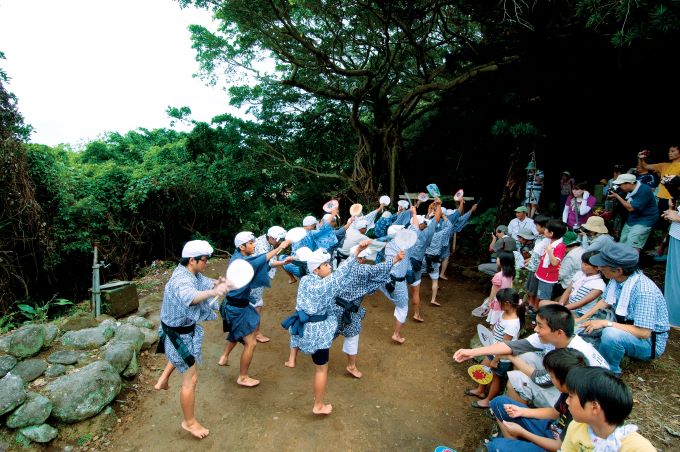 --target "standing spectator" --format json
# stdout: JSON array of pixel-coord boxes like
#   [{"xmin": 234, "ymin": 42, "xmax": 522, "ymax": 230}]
[
  {"xmin": 606, "ymin": 174, "xmax": 659, "ymax": 251},
  {"xmin": 525, "ymin": 167, "xmax": 544, "ymax": 218},
  {"xmin": 559, "ymin": 171, "xmax": 575, "ymax": 211},
  {"xmin": 602, "ymin": 165, "xmax": 627, "ymax": 239},
  {"xmin": 535, "ymin": 219, "xmax": 568, "ymax": 302},
  {"xmin": 639, "ymin": 145, "xmax": 680, "ymax": 257},
  {"xmin": 661, "ymin": 197, "xmax": 680, "ymax": 328},
  {"xmin": 635, "ymin": 160, "xmax": 659, "ymax": 189},
  {"xmin": 562, "ymin": 182, "xmax": 596, "ymax": 230}
]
